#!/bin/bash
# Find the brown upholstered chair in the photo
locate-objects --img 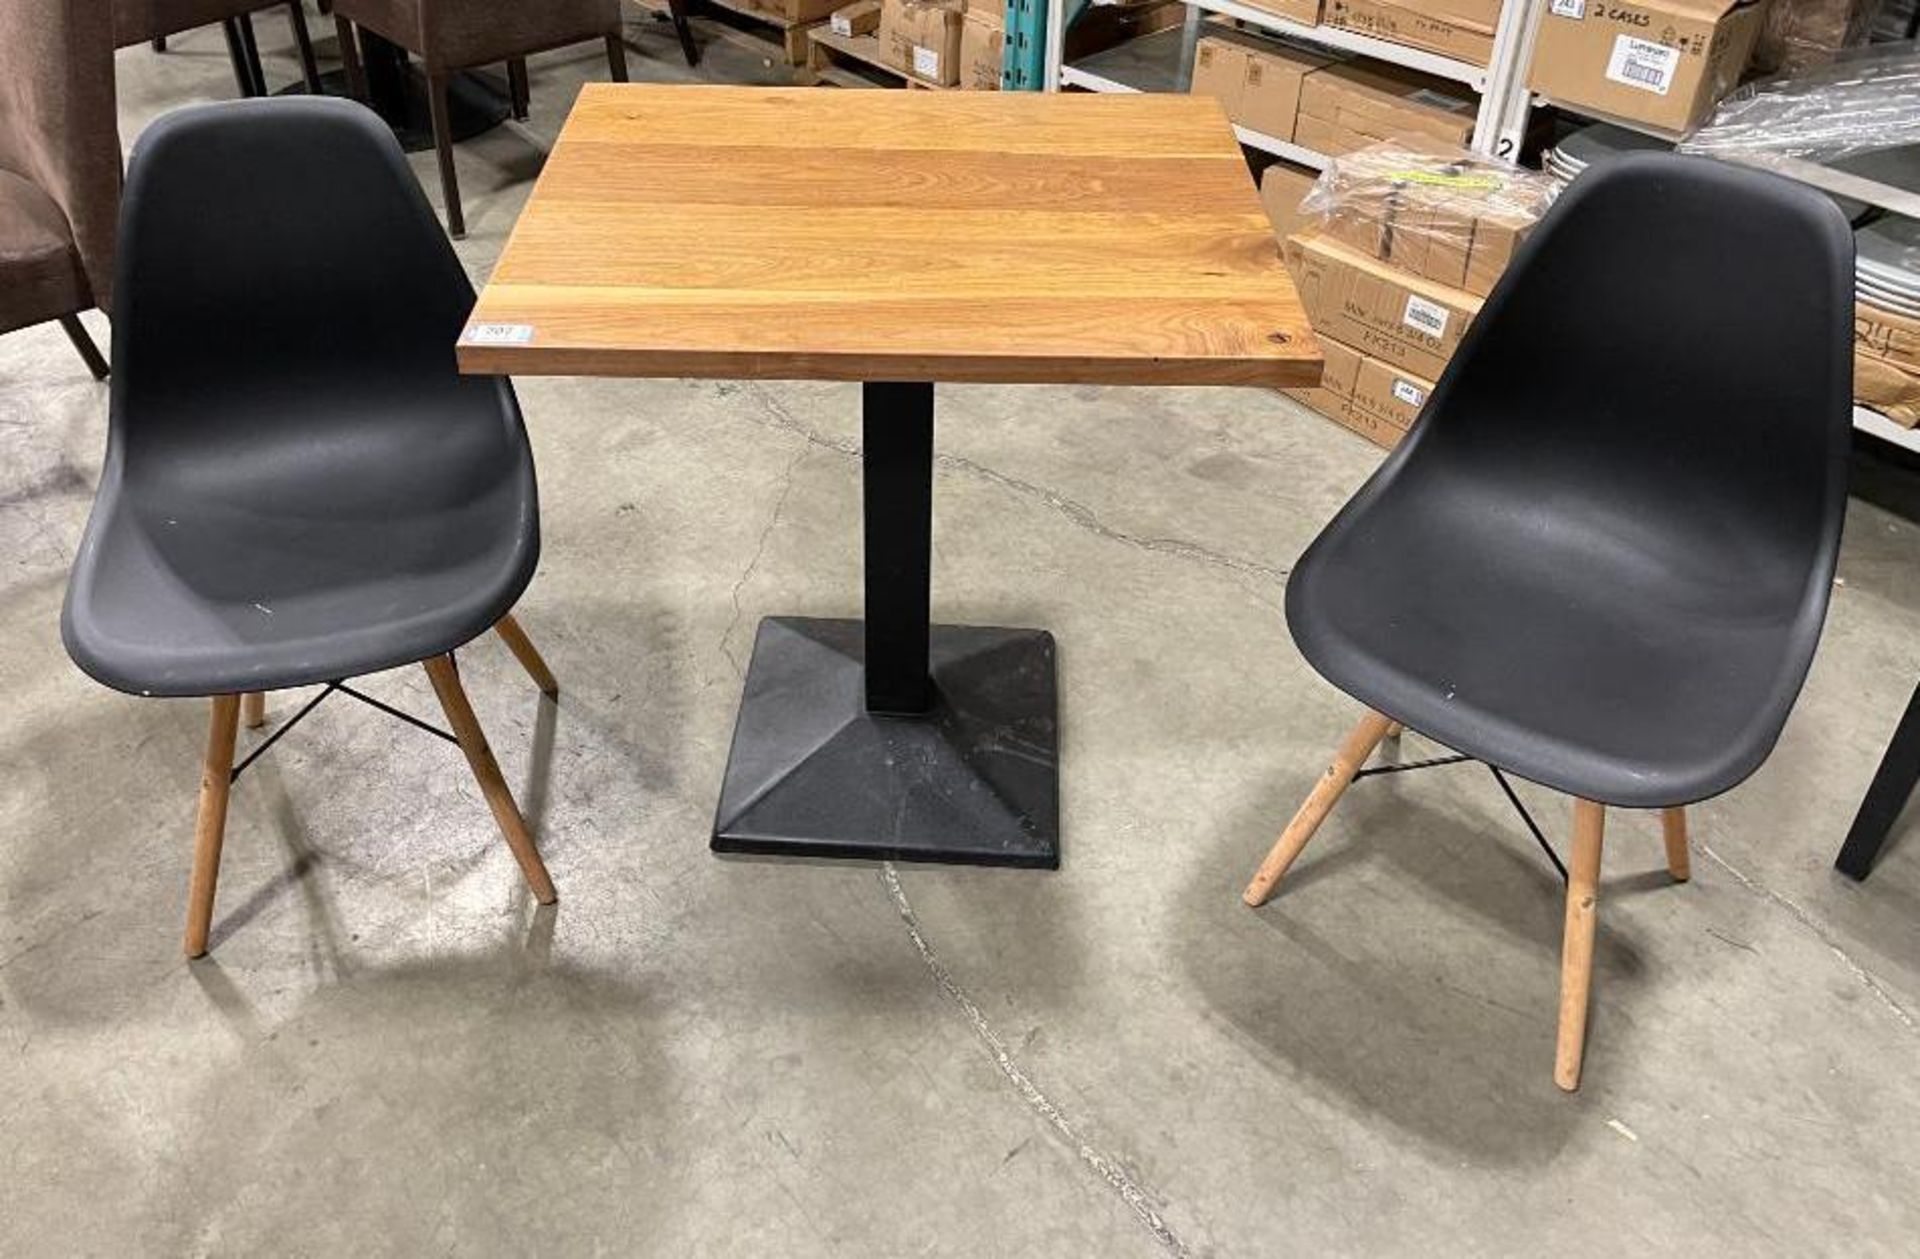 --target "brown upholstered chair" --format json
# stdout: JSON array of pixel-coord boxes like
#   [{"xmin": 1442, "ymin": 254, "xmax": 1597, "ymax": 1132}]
[
  {"xmin": 114, "ymin": 0, "xmax": 325, "ymax": 98},
  {"xmin": 0, "ymin": 0, "xmax": 121, "ymax": 377},
  {"xmin": 330, "ymin": 0, "xmax": 629, "ymax": 237}
]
